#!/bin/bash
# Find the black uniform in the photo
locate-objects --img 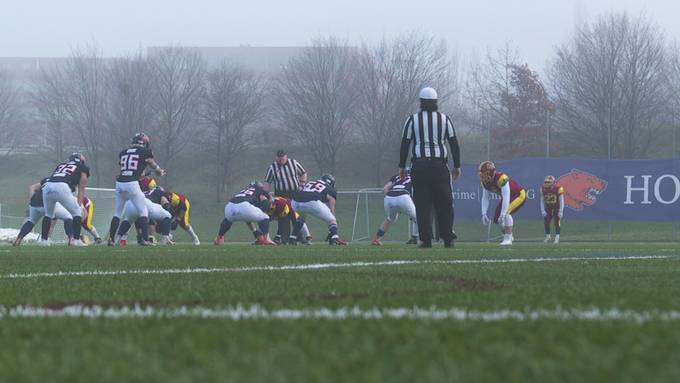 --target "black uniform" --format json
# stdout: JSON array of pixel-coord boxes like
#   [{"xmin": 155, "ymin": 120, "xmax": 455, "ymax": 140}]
[
  {"xmin": 46, "ymin": 161, "xmax": 90, "ymax": 189},
  {"xmin": 117, "ymin": 146, "xmax": 154, "ymax": 182},
  {"xmin": 293, "ymin": 181, "xmax": 337, "ymax": 203},
  {"xmin": 230, "ymin": 184, "xmax": 269, "ymax": 206},
  {"xmin": 386, "ymin": 174, "xmax": 413, "ymax": 197},
  {"xmin": 399, "ymin": 106, "xmax": 460, "ymax": 247}
]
